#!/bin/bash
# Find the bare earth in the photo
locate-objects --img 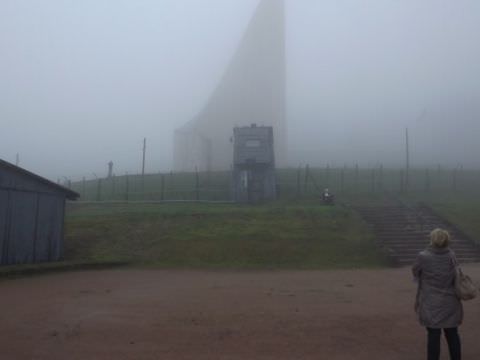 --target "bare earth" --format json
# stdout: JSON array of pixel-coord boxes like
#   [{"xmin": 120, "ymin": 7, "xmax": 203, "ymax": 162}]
[{"xmin": 1, "ymin": 266, "xmax": 479, "ymax": 360}]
